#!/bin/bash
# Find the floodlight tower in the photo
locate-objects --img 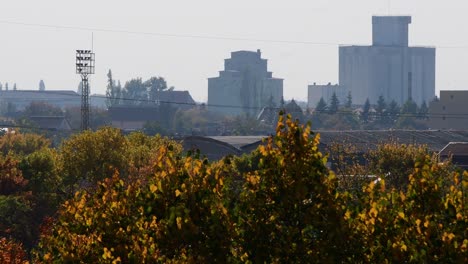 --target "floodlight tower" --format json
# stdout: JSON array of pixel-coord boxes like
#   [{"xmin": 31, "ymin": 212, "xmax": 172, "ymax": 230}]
[{"xmin": 76, "ymin": 50, "xmax": 95, "ymax": 130}]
